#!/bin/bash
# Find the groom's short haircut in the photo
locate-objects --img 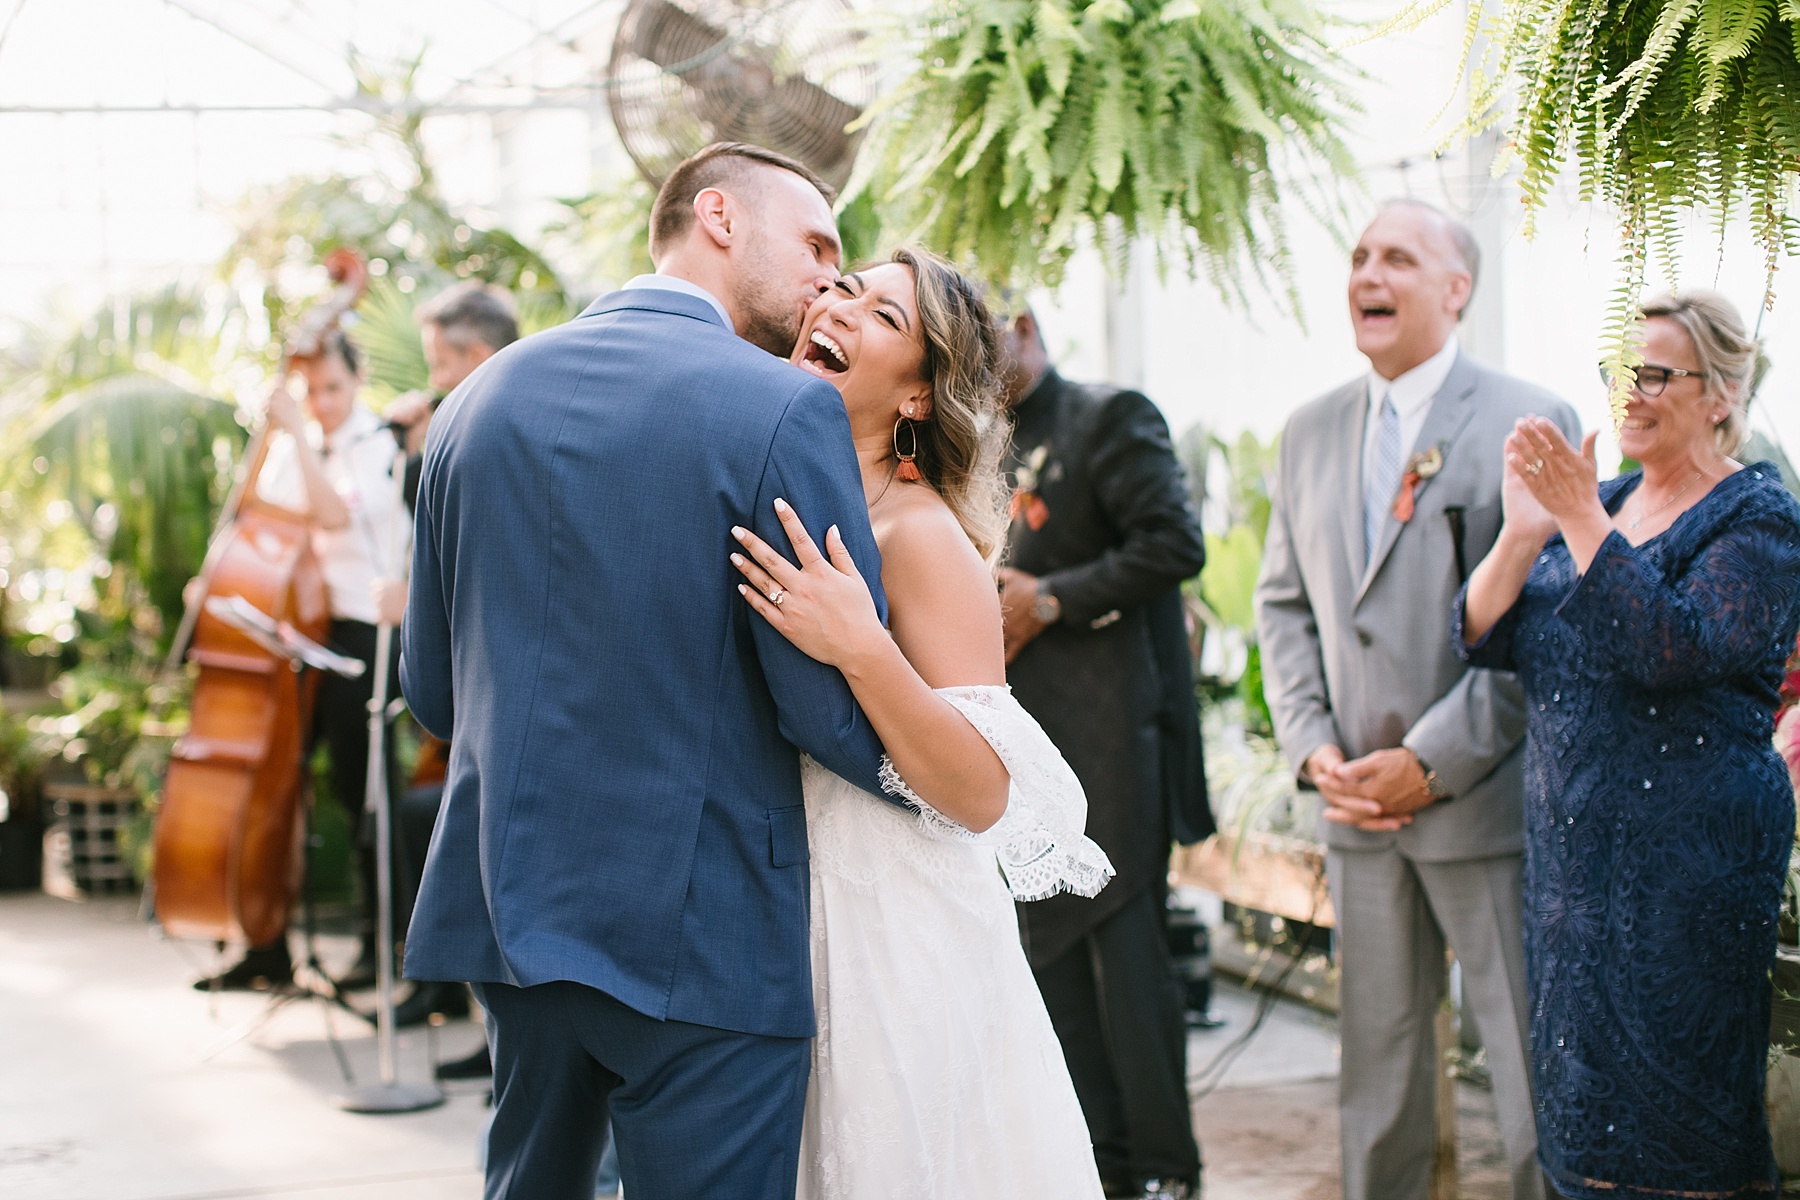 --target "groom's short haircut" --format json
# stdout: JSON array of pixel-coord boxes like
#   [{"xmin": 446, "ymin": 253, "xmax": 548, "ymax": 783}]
[{"xmin": 649, "ymin": 142, "xmax": 836, "ymax": 259}]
